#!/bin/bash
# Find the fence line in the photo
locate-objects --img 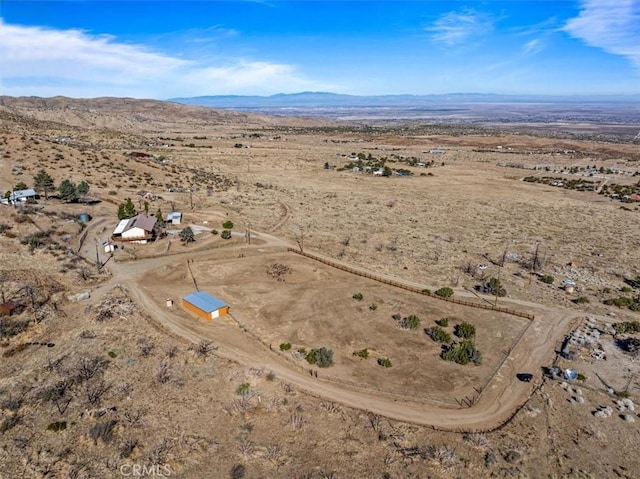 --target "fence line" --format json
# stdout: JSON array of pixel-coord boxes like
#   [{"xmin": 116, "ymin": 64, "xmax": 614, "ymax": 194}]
[{"xmin": 287, "ymin": 248, "xmax": 535, "ymax": 321}]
